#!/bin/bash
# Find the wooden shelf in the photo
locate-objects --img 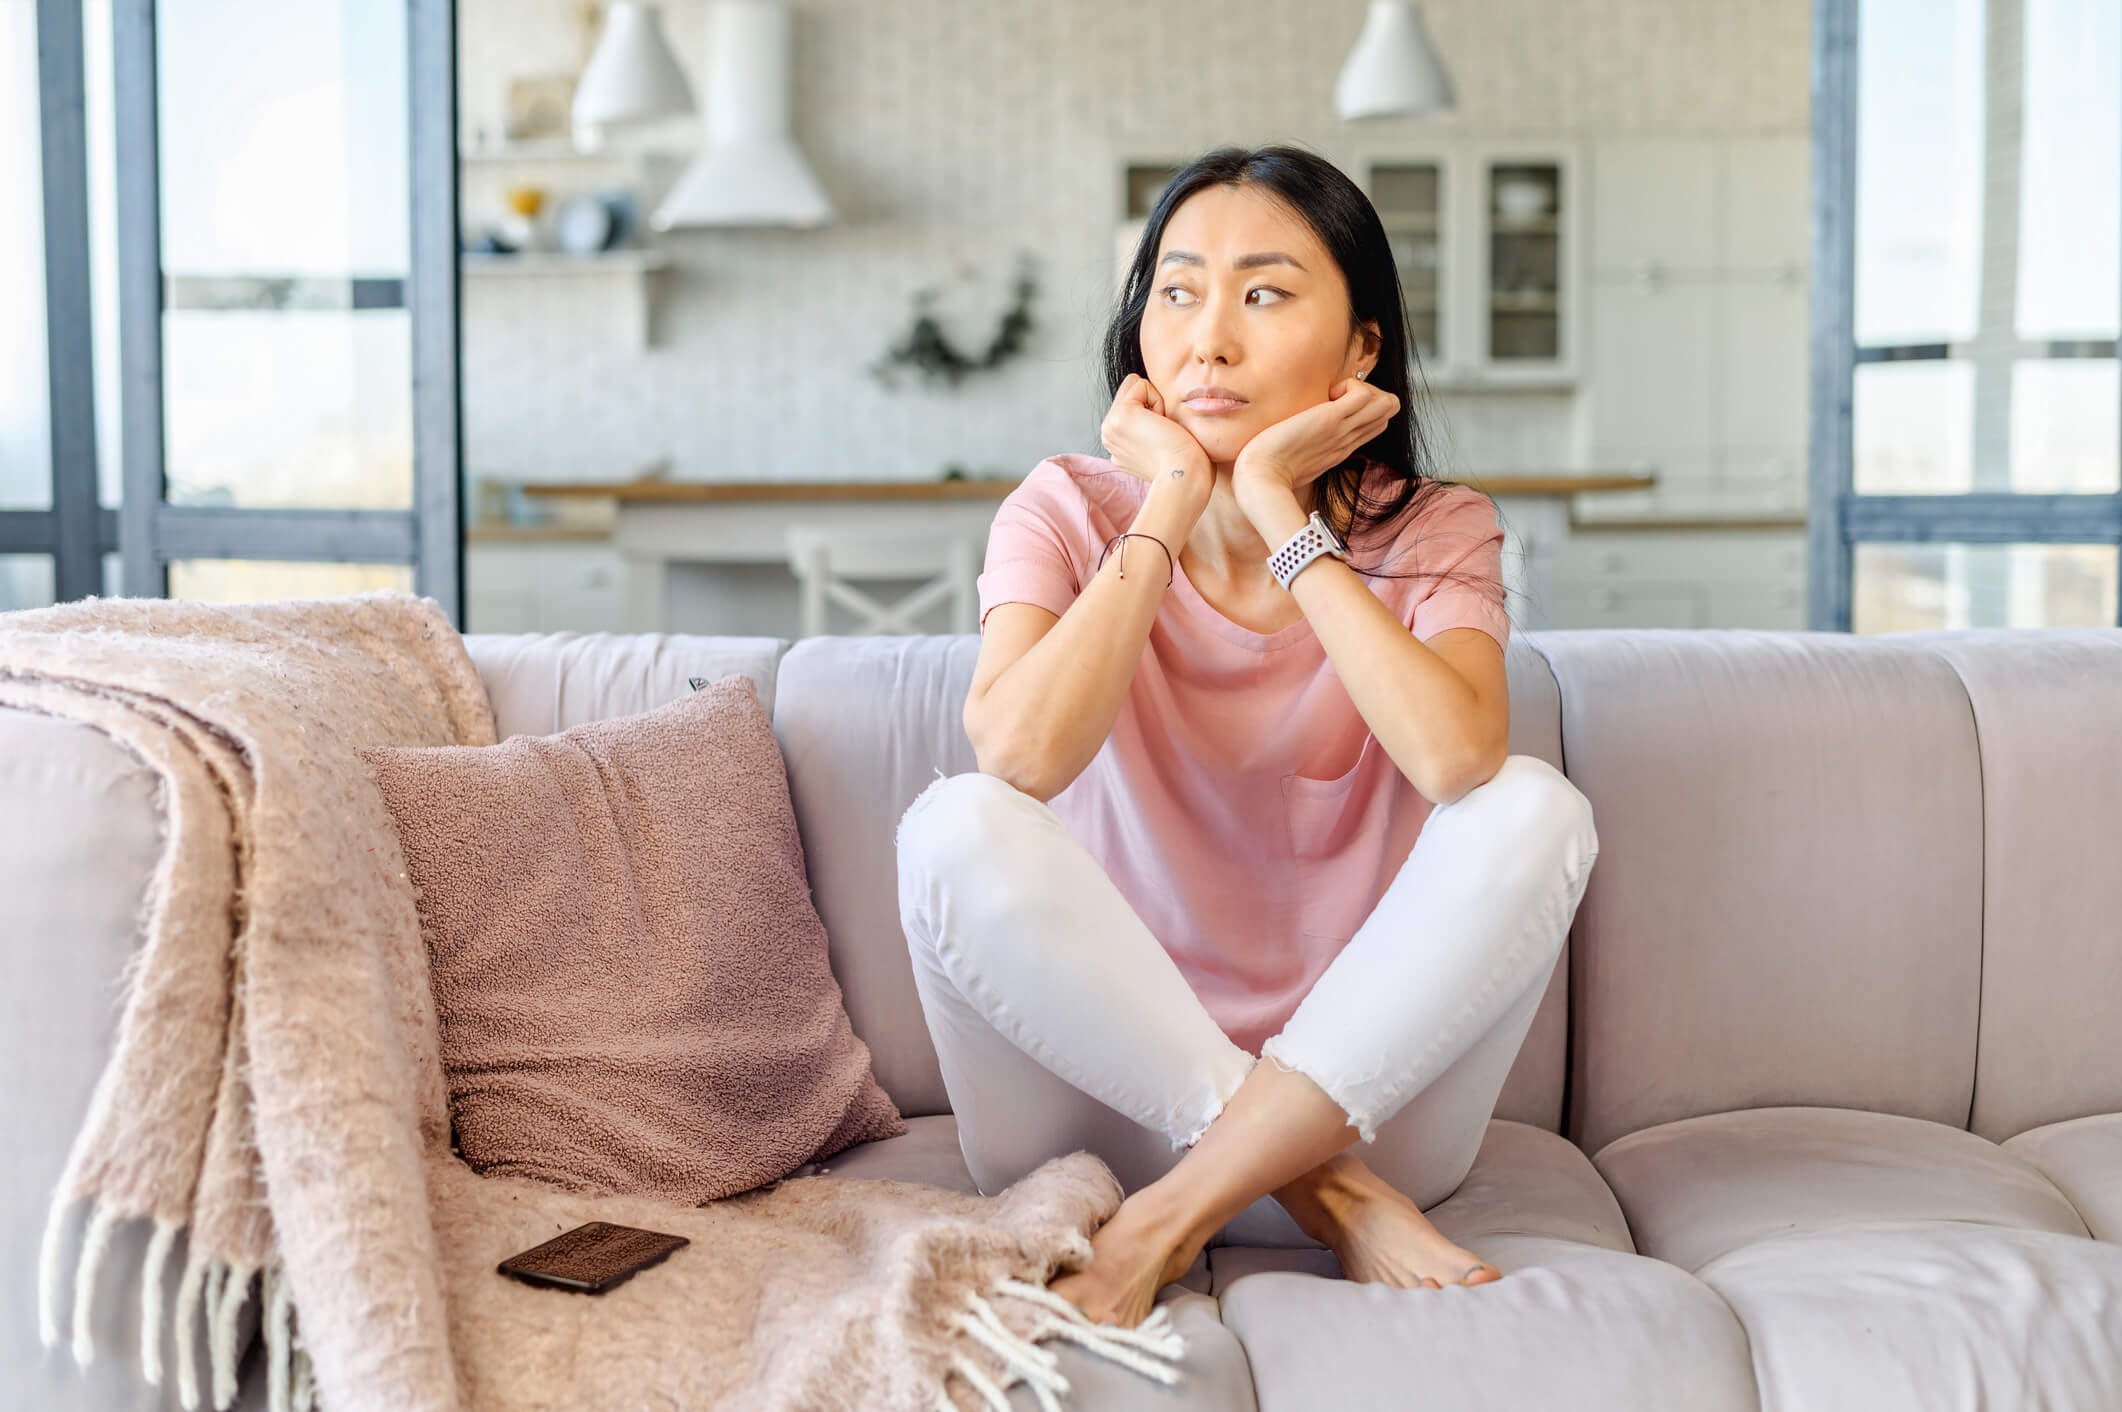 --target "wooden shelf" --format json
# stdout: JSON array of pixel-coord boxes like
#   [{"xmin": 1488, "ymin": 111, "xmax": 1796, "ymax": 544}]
[
  {"xmin": 460, "ymin": 138, "xmax": 667, "ymax": 165},
  {"xmin": 460, "ymin": 249, "xmax": 669, "ymax": 276}
]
